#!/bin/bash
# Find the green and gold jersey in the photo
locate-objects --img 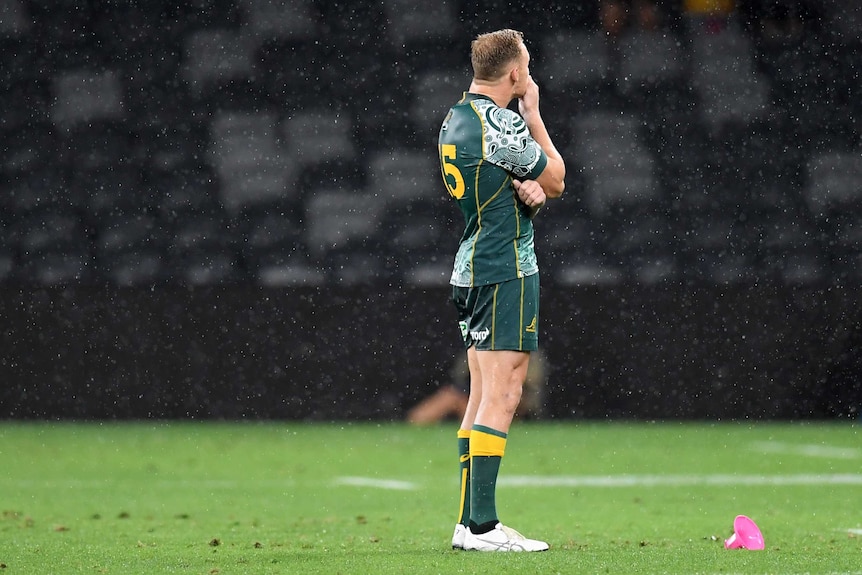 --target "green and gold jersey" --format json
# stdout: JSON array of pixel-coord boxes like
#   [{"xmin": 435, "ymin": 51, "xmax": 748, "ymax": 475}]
[{"xmin": 438, "ymin": 92, "xmax": 549, "ymax": 287}]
